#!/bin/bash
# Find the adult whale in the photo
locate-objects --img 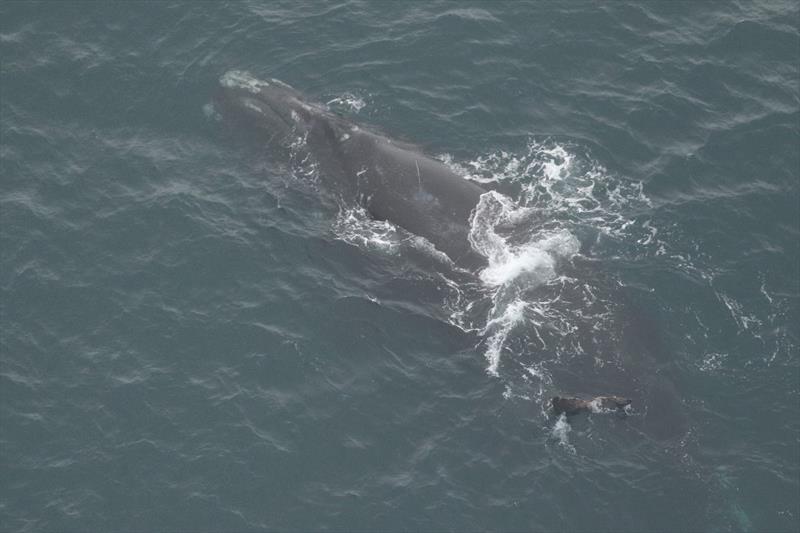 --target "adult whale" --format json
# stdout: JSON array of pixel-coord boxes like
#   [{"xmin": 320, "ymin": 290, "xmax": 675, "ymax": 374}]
[
  {"xmin": 214, "ymin": 70, "xmax": 487, "ymax": 270},
  {"xmin": 213, "ymin": 71, "xmax": 688, "ymax": 440}
]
